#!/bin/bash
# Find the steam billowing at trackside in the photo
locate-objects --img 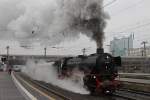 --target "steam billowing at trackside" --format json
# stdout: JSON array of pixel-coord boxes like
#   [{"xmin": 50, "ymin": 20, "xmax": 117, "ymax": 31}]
[
  {"xmin": 22, "ymin": 60, "xmax": 89, "ymax": 94},
  {"xmin": 0, "ymin": 0, "xmax": 108, "ymax": 48}
]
